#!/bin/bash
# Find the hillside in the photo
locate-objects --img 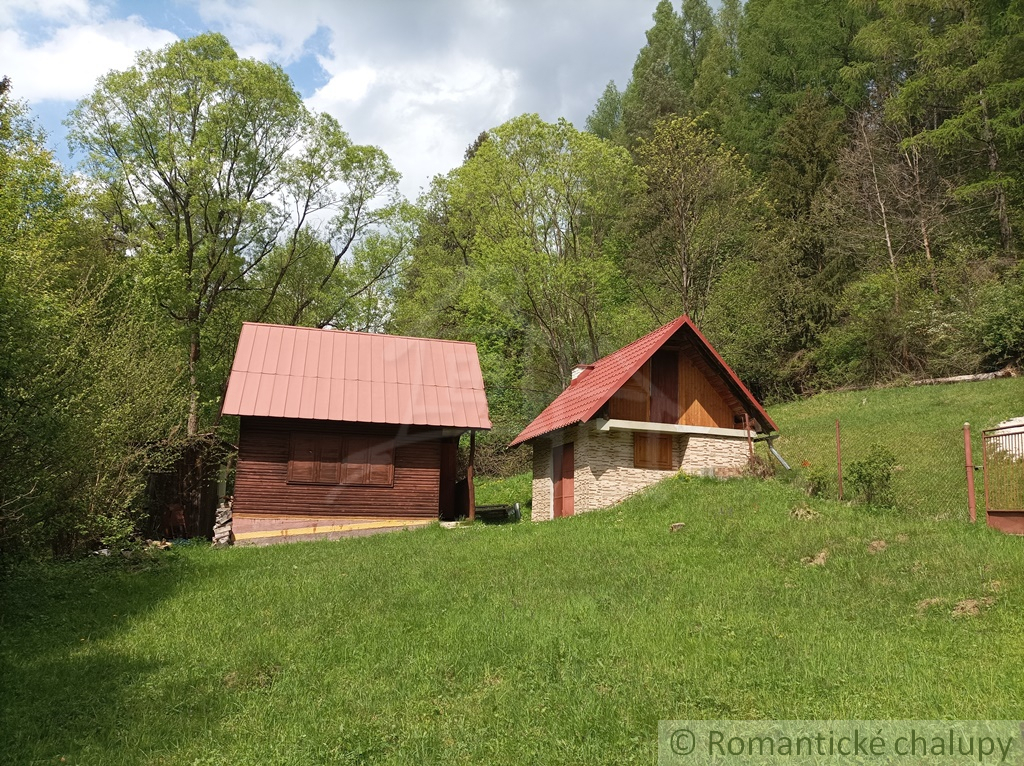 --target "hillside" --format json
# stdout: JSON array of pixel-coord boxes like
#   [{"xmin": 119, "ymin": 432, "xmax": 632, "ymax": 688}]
[{"xmin": 3, "ymin": 378, "xmax": 1024, "ymax": 765}]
